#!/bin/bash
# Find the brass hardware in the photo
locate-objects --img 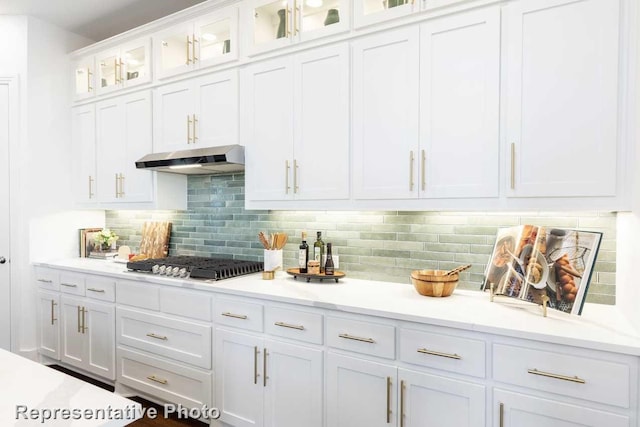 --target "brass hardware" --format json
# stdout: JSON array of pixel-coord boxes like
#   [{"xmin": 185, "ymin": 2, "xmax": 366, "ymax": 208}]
[
  {"xmin": 119, "ymin": 173, "xmax": 125, "ymax": 197},
  {"xmin": 409, "ymin": 151, "xmax": 415, "ymax": 191},
  {"xmin": 81, "ymin": 307, "xmax": 87, "ymax": 333},
  {"xmin": 37, "ymin": 279, "xmax": 53, "ymax": 284},
  {"xmin": 285, "ymin": 160, "xmax": 291, "ymax": 194},
  {"xmin": 339, "ymin": 333, "xmax": 375, "ymax": 344},
  {"xmin": 499, "ymin": 402, "xmax": 504, "ymax": 427},
  {"xmin": 421, "ymin": 149, "xmax": 426, "ymax": 191},
  {"xmin": 187, "ymin": 115, "xmax": 193, "ymax": 144},
  {"xmin": 400, "ymin": 380, "xmax": 405, "ymax": 427},
  {"xmin": 274, "ymin": 321, "xmax": 305, "ymax": 331},
  {"xmin": 88, "ymin": 176, "xmax": 94, "ymax": 199},
  {"xmin": 221, "ymin": 312, "xmax": 248, "ymax": 320},
  {"xmin": 417, "ymin": 348, "xmax": 462, "ymax": 360},
  {"xmin": 286, "ymin": 8, "xmax": 292, "ymax": 37},
  {"xmin": 115, "ymin": 173, "xmax": 119, "ymax": 197},
  {"xmin": 87, "ymin": 69, "xmax": 93, "ymax": 92},
  {"xmin": 60, "ymin": 283, "xmax": 77, "ymax": 288},
  {"xmin": 263, "ymin": 347, "xmax": 268, "ymax": 387},
  {"xmin": 147, "ymin": 375, "xmax": 168, "ymax": 385},
  {"xmin": 192, "ymin": 34, "xmax": 199, "ymax": 62},
  {"xmin": 87, "ymin": 288, "xmax": 105, "ymax": 293},
  {"xmin": 293, "ymin": 0, "xmax": 299, "ymax": 35},
  {"xmin": 510, "ymin": 143, "xmax": 515, "ymax": 189},
  {"xmin": 114, "ymin": 58, "xmax": 119, "ymax": 84},
  {"xmin": 293, "ymin": 159, "xmax": 299, "ymax": 193},
  {"xmin": 254, "ymin": 346, "xmax": 259, "ymax": 385},
  {"xmin": 527, "ymin": 368, "xmax": 585, "ymax": 384},
  {"xmin": 50, "ymin": 300, "xmax": 57, "ymax": 325},
  {"xmin": 193, "ymin": 114, "xmax": 198, "ymax": 142},
  {"xmin": 386, "ymin": 376, "xmax": 391, "ymax": 423},
  {"xmin": 186, "ymin": 35, "xmax": 192, "ymax": 65},
  {"xmin": 77, "ymin": 306, "xmax": 81, "ymax": 333},
  {"xmin": 119, "ymin": 58, "xmax": 124, "ymax": 83},
  {"xmin": 146, "ymin": 333, "xmax": 168, "ymax": 341}
]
